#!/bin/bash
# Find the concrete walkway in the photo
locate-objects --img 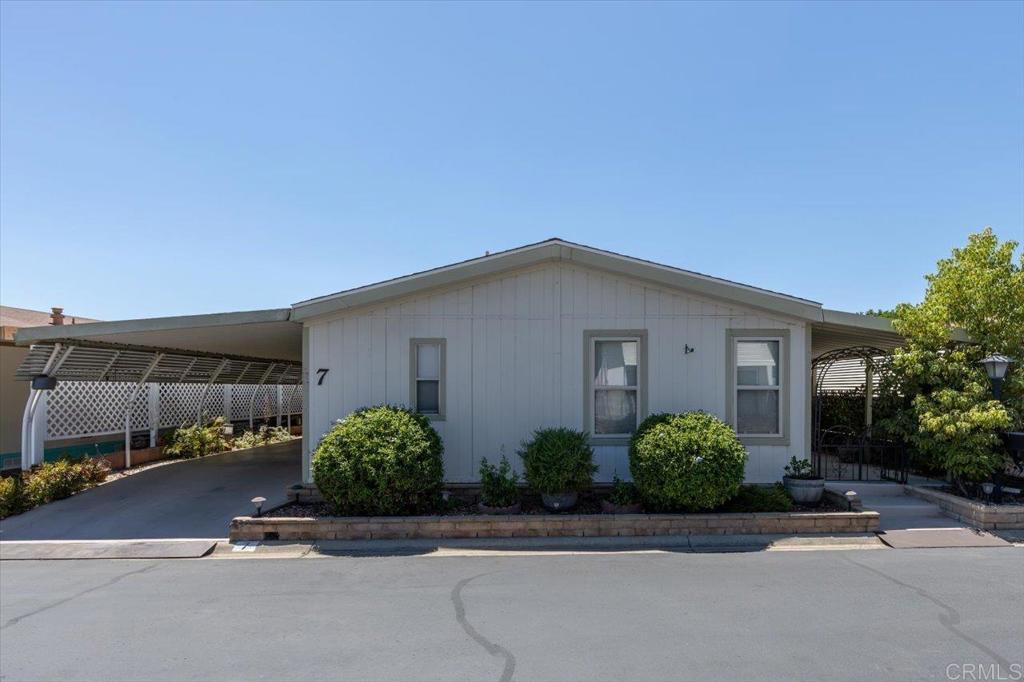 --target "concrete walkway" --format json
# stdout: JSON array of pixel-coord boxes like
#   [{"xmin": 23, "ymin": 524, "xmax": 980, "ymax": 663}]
[
  {"xmin": 836, "ymin": 481, "xmax": 967, "ymax": 530},
  {"xmin": 0, "ymin": 440, "xmax": 300, "ymax": 541}
]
